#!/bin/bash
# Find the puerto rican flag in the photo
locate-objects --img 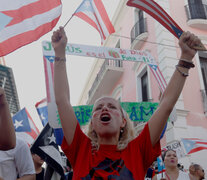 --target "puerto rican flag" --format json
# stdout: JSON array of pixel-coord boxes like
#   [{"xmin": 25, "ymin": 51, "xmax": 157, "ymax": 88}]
[
  {"xmin": 43, "ymin": 55, "xmax": 58, "ymax": 128},
  {"xmin": 73, "ymin": 0, "xmax": 115, "ymax": 43},
  {"xmin": 35, "ymin": 98, "xmax": 48, "ymax": 127},
  {"xmin": 157, "ymin": 156, "xmax": 165, "ymax": 174},
  {"xmin": 181, "ymin": 138, "xmax": 207, "ymax": 154},
  {"xmin": 0, "ymin": 0, "xmax": 62, "ymax": 57},
  {"xmin": 43, "ymin": 55, "xmax": 64, "ymax": 145},
  {"xmin": 148, "ymin": 64, "xmax": 167, "ymax": 93},
  {"xmin": 35, "ymin": 96, "xmax": 64, "ymax": 145},
  {"xmin": 12, "ymin": 107, "xmax": 39, "ymax": 145},
  {"xmin": 127, "ymin": 0, "xmax": 183, "ymax": 39}
]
